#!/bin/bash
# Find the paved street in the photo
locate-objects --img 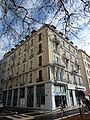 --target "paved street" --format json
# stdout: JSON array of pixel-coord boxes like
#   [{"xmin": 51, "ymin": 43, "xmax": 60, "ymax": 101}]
[{"xmin": 0, "ymin": 106, "xmax": 89, "ymax": 120}]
